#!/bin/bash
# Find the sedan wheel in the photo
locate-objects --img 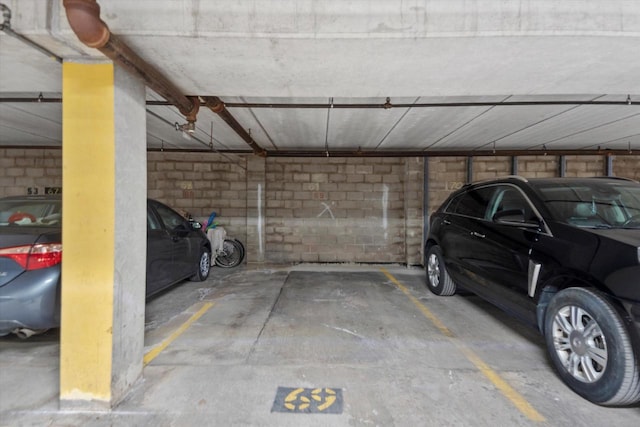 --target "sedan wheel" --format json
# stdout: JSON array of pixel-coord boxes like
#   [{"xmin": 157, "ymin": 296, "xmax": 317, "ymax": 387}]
[
  {"xmin": 189, "ymin": 249, "xmax": 211, "ymax": 282},
  {"xmin": 425, "ymin": 245, "xmax": 456, "ymax": 296},
  {"xmin": 544, "ymin": 288, "xmax": 640, "ymax": 406}
]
